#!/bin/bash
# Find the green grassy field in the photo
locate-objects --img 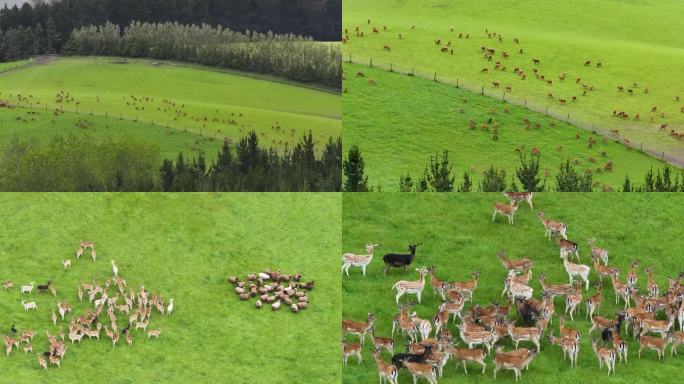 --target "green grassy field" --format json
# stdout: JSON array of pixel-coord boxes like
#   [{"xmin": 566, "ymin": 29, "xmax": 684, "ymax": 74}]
[
  {"xmin": 0, "ymin": 193, "xmax": 341, "ymax": 383},
  {"xmin": 343, "ymin": 64, "xmax": 668, "ymax": 191},
  {"xmin": 343, "ymin": 0, "xmax": 684, "ymax": 160},
  {"xmin": 0, "ymin": 57, "xmax": 341, "ymax": 155},
  {"xmin": 342, "ymin": 193, "xmax": 684, "ymax": 383},
  {"xmin": 0, "ymin": 60, "xmax": 30, "ymax": 73}
]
